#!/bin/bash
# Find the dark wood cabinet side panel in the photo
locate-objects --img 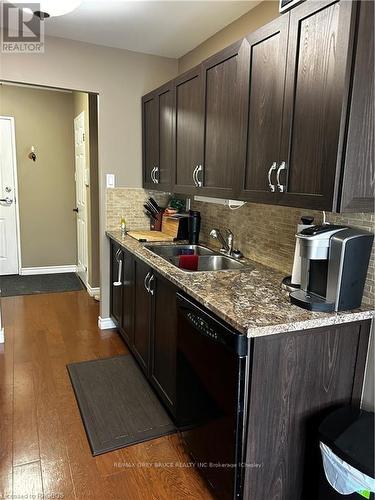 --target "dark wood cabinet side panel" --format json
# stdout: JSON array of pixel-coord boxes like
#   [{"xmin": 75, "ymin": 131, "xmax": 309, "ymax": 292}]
[
  {"xmin": 242, "ymin": 16, "xmax": 289, "ymax": 201},
  {"xmin": 339, "ymin": 0, "xmax": 374, "ymax": 212},
  {"xmin": 174, "ymin": 68, "xmax": 204, "ymax": 193},
  {"xmin": 244, "ymin": 322, "xmax": 365, "ymax": 500}
]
